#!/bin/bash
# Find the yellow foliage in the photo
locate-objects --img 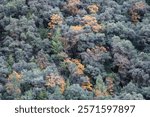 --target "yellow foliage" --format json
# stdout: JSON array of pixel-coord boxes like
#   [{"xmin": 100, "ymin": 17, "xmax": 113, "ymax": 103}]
[
  {"xmin": 45, "ymin": 74, "xmax": 66, "ymax": 93},
  {"xmin": 87, "ymin": 4, "xmax": 99, "ymax": 14}
]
